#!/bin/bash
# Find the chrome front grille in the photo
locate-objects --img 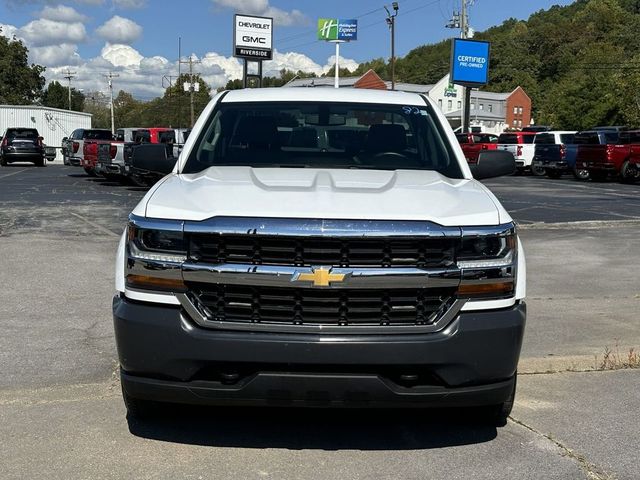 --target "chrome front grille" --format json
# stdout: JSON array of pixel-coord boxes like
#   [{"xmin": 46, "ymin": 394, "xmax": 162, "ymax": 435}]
[
  {"xmin": 188, "ymin": 234, "xmax": 456, "ymax": 268},
  {"xmin": 183, "ymin": 284, "xmax": 458, "ymax": 330},
  {"xmin": 174, "ymin": 217, "xmax": 467, "ymax": 334}
]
